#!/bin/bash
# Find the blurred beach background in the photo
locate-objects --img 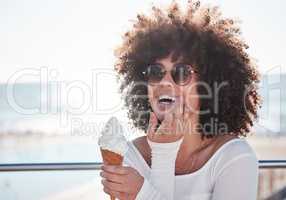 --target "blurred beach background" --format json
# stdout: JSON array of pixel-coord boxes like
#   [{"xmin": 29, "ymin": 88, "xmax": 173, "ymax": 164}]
[{"xmin": 0, "ymin": 0, "xmax": 286, "ymax": 199}]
